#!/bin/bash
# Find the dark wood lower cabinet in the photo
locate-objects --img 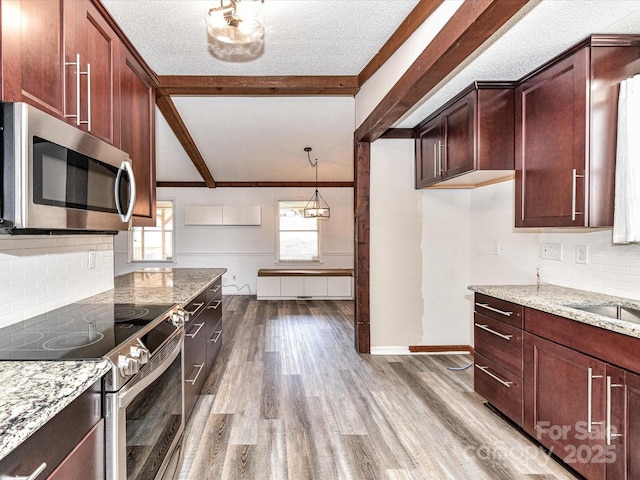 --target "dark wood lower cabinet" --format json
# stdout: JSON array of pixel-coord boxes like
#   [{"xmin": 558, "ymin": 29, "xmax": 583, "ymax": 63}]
[
  {"xmin": 183, "ymin": 277, "xmax": 224, "ymax": 421},
  {"xmin": 48, "ymin": 420, "xmax": 104, "ymax": 480},
  {"xmin": 606, "ymin": 366, "xmax": 640, "ymax": 479},
  {"xmin": 524, "ymin": 332, "xmax": 606, "ymax": 480}
]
